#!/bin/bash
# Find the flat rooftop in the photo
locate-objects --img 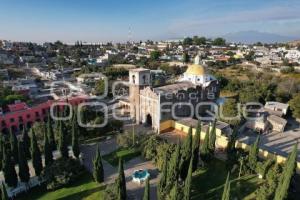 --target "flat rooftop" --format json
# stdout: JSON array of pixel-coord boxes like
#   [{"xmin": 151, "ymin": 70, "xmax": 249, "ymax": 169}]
[{"xmin": 238, "ymin": 129, "xmax": 300, "ymax": 161}]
